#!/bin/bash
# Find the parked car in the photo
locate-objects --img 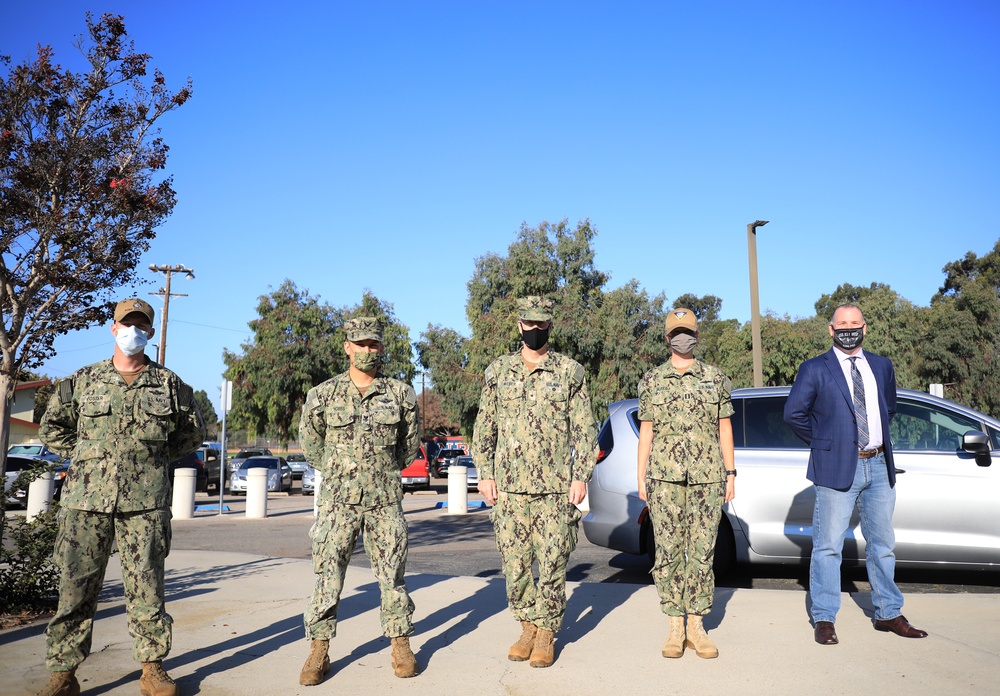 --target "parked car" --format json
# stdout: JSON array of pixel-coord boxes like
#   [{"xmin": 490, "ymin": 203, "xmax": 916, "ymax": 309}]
[
  {"xmin": 228, "ymin": 456, "xmax": 292, "ymax": 494},
  {"xmin": 454, "ymin": 455, "xmax": 479, "ymax": 489},
  {"xmin": 169, "ymin": 451, "xmax": 208, "ymax": 493},
  {"xmin": 285, "ymin": 453, "xmax": 311, "ymax": 479},
  {"xmin": 583, "ymin": 387, "xmax": 1000, "ymax": 573},
  {"xmin": 197, "ymin": 446, "xmax": 224, "ymax": 490},
  {"xmin": 228, "ymin": 448, "xmax": 272, "ymax": 475},
  {"xmin": 301, "ymin": 464, "xmax": 317, "ymax": 495},
  {"xmin": 432, "ymin": 447, "xmax": 467, "ymax": 478},
  {"xmin": 7, "ymin": 443, "xmax": 65, "ymax": 463},
  {"xmin": 401, "ymin": 445, "xmax": 431, "ymax": 490},
  {"xmin": 4, "ymin": 454, "xmax": 69, "ymax": 506}
]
